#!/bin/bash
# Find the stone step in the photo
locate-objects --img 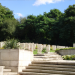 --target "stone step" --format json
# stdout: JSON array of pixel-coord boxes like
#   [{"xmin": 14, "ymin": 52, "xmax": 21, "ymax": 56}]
[
  {"xmin": 0, "ymin": 66, "xmax": 5, "ymax": 69},
  {"xmin": 22, "ymin": 69, "xmax": 75, "ymax": 74},
  {"xmin": 28, "ymin": 64, "xmax": 75, "ymax": 68},
  {"xmin": 34, "ymin": 52, "xmax": 58, "ymax": 56},
  {"xmin": 3, "ymin": 69, "xmax": 11, "ymax": 72},
  {"xmin": 34, "ymin": 56, "xmax": 62, "ymax": 58},
  {"xmin": 45, "ymin": 52, "xmax": 58, "ymax": 54},
  {"xmin": 19, "ymin": 72, "xmax": 66, "ymax": 75},
  {"xmin": 33, "ymin": 58, "xmax": 63, "ymax": 61},
  {"xmin": 33, "ymin": 57, "xmax": 63, "ymax": 59},
  {"xmin": 3, "ymin": 72, "xmax": 18, "ymax": 75},
  {"xmin": 25, "ymin": 66, "xmax": 75, "ymax": 72},
  {"xmin": 32, "ymin": 61, "xmax": 75, "ymax": 65}
]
